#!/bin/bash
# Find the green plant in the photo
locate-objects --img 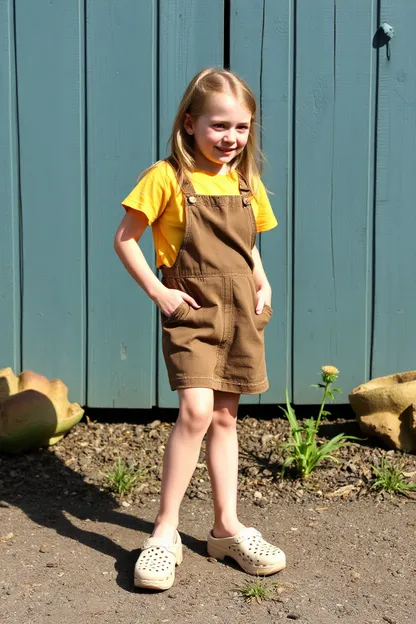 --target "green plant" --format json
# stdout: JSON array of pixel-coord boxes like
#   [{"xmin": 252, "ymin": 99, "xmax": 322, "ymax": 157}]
[
  {"xmin": 372, "ymin": 455, "xmax": 416, "ymax": 496},
  {"xmin": 234, "ymin": 576, "xmax": 277, "ymax": 604},
  {"xmin": 104, "ymin": 458, "xmax": 146, "ymax": 495},
  {"xmin": 280, "ymin": 366, "xmax": 359, "ymax": 478}
]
